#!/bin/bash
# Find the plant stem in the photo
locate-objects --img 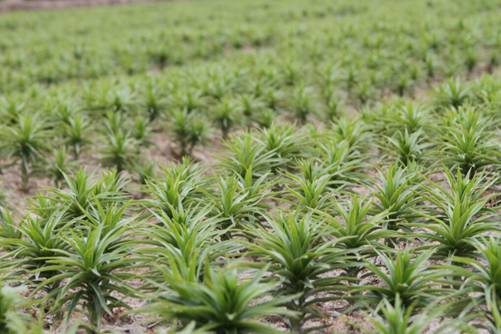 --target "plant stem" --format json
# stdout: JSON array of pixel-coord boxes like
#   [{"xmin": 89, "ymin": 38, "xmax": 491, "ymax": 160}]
[{"xmin": 20, "ymin": 158, "xmax": 29, "ymax": 192}]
